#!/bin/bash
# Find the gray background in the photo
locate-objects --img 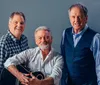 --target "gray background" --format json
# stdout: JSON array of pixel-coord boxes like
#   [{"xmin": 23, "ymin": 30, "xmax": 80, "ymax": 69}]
[{"xmin": 0, "ymin": 0, "xmax": 100, "ymax": 52}]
